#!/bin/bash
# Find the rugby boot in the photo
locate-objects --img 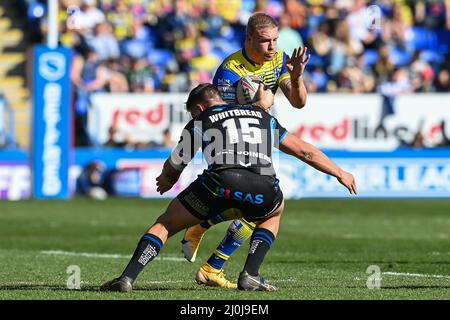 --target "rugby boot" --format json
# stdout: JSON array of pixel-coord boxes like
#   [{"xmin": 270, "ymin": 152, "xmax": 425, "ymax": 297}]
[
  {"xmin": 237, "ymin": 270, "xmax": 278, "ymax": 291},
  {"xmin": 195, "ymin": 263, "xmax": 237, "ymax": 289},
  {"xmin": 100, "ymin": 276, "xmax": 133, "ymax": 292},
  {"xmin": 181, "ymin": 224, "xmax": 208, "ymax": 262}
]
